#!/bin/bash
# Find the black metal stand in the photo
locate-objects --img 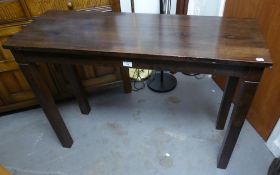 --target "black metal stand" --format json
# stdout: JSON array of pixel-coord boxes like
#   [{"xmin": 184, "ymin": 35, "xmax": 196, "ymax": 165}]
[
  {"xmin": 147, "ymin": 0, "xmax": 177, "ymax": 93},
  {"xmin": 147, "ymin": 71, "xmax": 177, "ymax": 92}
]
